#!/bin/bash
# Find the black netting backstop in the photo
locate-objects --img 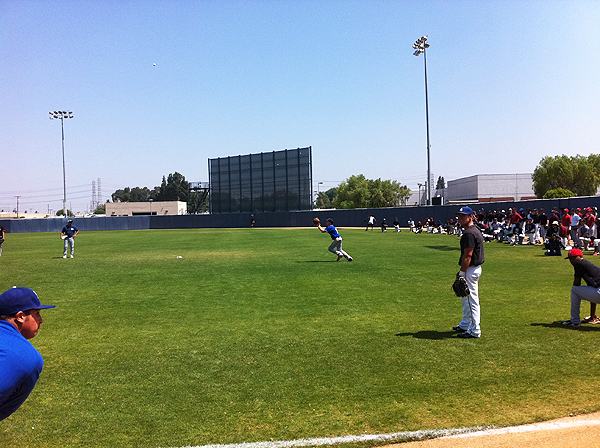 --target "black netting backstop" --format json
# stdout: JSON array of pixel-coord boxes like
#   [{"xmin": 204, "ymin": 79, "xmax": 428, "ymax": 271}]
[{"xmin": 209, "ymin": 147, "xmax": 313, "ymax": 213}]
